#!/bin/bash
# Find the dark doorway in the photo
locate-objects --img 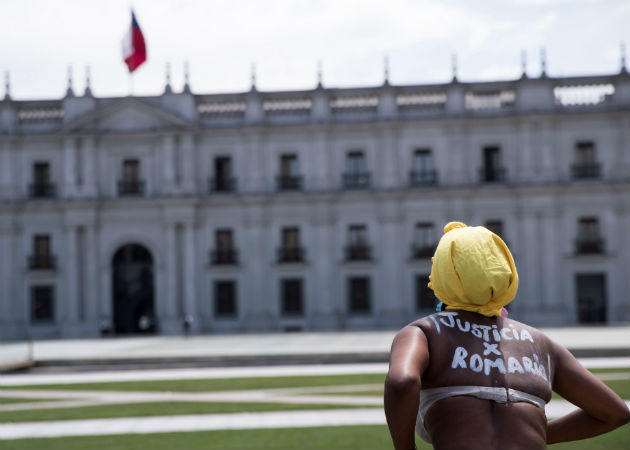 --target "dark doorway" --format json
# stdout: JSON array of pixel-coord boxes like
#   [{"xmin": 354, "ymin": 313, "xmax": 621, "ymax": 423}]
[
  {"xmin": 575, "ymin": 274, "xmax": 607, "ymax": 323},
  {"xmin": 112, "ymin": 244, "xmax": 156, "ymax": 334}
]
